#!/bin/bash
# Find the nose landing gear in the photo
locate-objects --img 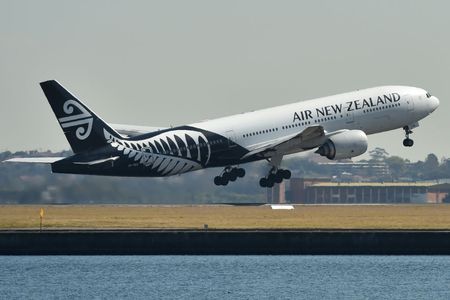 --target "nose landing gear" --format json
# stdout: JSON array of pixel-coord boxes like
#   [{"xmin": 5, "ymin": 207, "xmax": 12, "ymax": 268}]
[
  {"xmin": 403, "ymin": 126, "xmax": 414, "ymax": 147},
  {"xmin": 214, "ymin": 166, "xmax": 245, "ymax": 186}
]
